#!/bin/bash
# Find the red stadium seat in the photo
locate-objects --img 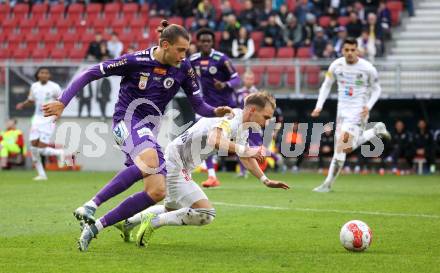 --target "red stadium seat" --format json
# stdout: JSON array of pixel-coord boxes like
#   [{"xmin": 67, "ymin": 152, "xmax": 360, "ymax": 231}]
[
  {"xmin": 68, "ymin": 3, "xmax": 85, "ymax": 15},
  {"xmin": 214, "ymin": 31, "xmax": 221, "ymax": 48},
  {"xmin": 184, "ymin": 17, "xmax": 194, "ymax": 30},
  {"xmin": 230, "ymin": 0, "xmax": 243, "ymax": 13},
  {"xmin": 13, "ymin": 3, "xmax": 29, "ymax": 18},
  {"xmin": 62, "ymin": 31, "xmax": 79, "ymax": 43},
  {"xmin": 69, "ymin": 46, "xmax": 88, "ymax": 60},
  {"xmin": 8, "ymin": 31, "xmax": 24, "ymax": 44},
  {"xmin": 319, "ymin": 16, "xmax": 331, "ymax": 28},
  {"xmin": 49, "ymin": 3, "xmax": 65, "ymax": 17},
  {"xmin": 111, "ymin": 15, "xmax": 129, "ymax": 29},
  {"xmin": 257, "ymin": 47, "xmax": 276, "ymax": 59},
  {"xmin": 37, "ymin": 15, "xmax": 54, "ymax": 29},
  {"xmin": 250, "ymin": 31, "xmax": 263, "ymax": 52},
  {"xmin": 286, "ymin": 0, "xmax": 296, "ymax": 11},
  {"xmin": 267, "ymin": 66, "xmax": 285, "ymax": 87},
  {"xmin": 337, "ymin": 16, "xmax": 349, "ymax": 26},
  {"xmin": 277, "ymin": 47, "xmax": 295, "ymax": 58},
  {"xmin": 168, "ymin": 16, "xmax": 183, "ymax": 26},
  {"xmin": 304, "ymin": 65, "xmax": 321, "ymax": 86},
  {"xmin": 387, "ymin": 1, "xmax": 403, "ymax": 26},
  {"xmin": 119, "ymin": 31, "xmax": 136, "ymax": 44},
  {"xmin": 50, "ymin": 46, "xmax": 66, "ymax": 59},
  {"xmin": 122, "ymin": 3, "xmax": 139, "ymax": 16},
  {"xmin": 19, "ymin": 16, "xmax": 37, "ymax": 29},
  {"xmin": 56, "ymin": 15, "xmax": 73, "ymax": 29},
  {"xmin": 81, "ymin": 31, "xmax": 96, "ymax": 43},
  {"xmin": 93, "ymin": 16, "xmax": 110, "ymax": 29},
  {"xmin": 44, "ymin": 31, "xmax": 61, "ymax": 43},
  {"xmin": 140, "ymin": 3, "xmax": 149, "ymax": 14},
  {"xmin": 148, "ymin": 17, "xmax": 163, "ymax": 30},
  {"xmin": 296, "ymin": 47, "xmax": 311, "ymax": 59},
  {"xmin": 32, "ymin": 47, "xmax": 49, "ymax": 60},
  {"xmin": 235, "ymin": 64, "xmax": 246, "ymax": 76},
  {"xmin": 0, "ymin": 3, "xmax": 10, "ymax": 17},
  {"xmin": 131, "ymin": 14, "xmax": 148, "ymax": 28},
  {"xmin": 0, "ymin": 47, "xmax": 11, "ymax": 59},
  {"xmin": 286, "ymin": 66, "xmax": 297, "ymax": 87},
  {"xmin": 250, "ymin": 65, "xmax": 266, "ymax": 86},
  {"xmin": 86, "ymin": 3, "xmax": 103, "ymax": 16},
  {"xmin": 12, "ymin": 46, "xmax": 29, "ymax": 59},
  {"xmin": 25, "ymin": 31, "xmax": 41, "ymax": 43},
  {"xmin": 31, "ymin": 3, "xmax": 48, "ymax": 15},
  {"xmin": 104, "ymin": 3, "xmax": 121, "ymax": 18},
  {"xmin": 2, "ymin": 16, "xmax": 17, "ymax": 28}
]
